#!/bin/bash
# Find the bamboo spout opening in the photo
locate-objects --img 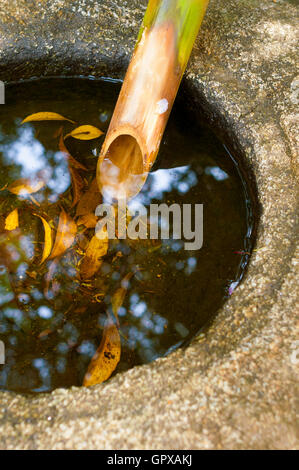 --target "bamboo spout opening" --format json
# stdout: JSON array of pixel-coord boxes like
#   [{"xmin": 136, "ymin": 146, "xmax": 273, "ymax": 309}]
[
  {"xmin": 108, "ymin": 135, "xmax": 143, "ymax": 176},
  {"xmin": 98, "ymin": 133, "xmax": 147, "ymax": 201}
]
